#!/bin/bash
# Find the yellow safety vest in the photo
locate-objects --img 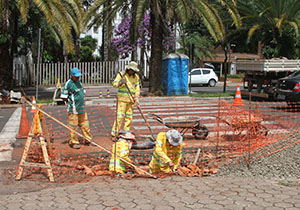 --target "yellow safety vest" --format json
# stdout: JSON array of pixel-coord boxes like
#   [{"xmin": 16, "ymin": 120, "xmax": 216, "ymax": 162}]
[
  {"xmin": 149, "ymin": 132, "xmax": 182, "ymax": 173},
  {"xmin": 112, "ymin": 72, "xmax": 140, "ymax": 103},
  {"xmin": 109, "ymin": 140, "xmax": 132, "ymax": 174}
]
